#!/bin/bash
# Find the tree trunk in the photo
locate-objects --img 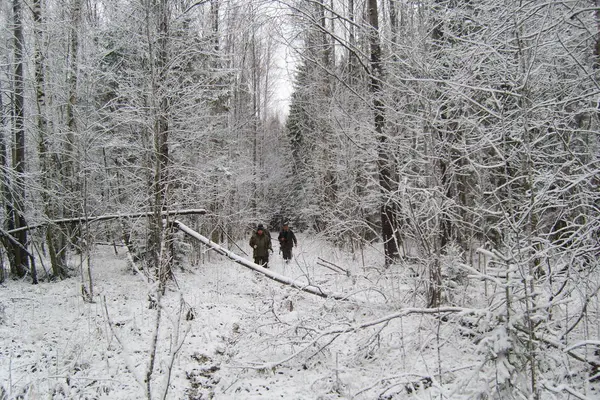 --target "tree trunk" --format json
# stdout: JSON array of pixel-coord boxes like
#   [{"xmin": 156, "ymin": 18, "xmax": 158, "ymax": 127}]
[
  {"xmin": 347, "ymin": 0, "xmax": 356, "ymax": 84},
  {"xmin": 151, "ymin": 0, "xmax": 172, "ymax": 292},
  {"xmin": 33, "ymin": 0, "xmax": 67, "ymax": 279},
  {"xmin": 251, "ymin": 29, "xmax": 260, "ymax": 214},
  {"xmin": 65, "ymin": 0, "xmax": 81, "ymax": 184},
  {"xmin": 388, "ymin": 0, "xmax": 398, "ymax": 46},
  {"xmin": 62, "ymin": 0, "xmax": 82, "ymax": 255},
  {"xmin": 368, "ymin": 0, "xmax": 399, "ymax": 265},
  {"xmin": 0, "ymin": 80, "xmax": 9, "ymax": 284},
  {"xmin": 593, "ymin": 3, "xmax": 600, "ymax": 230},
  {"xmin": 210, "ymin": 0, "xmax": 219, "ymax": 52},
  {"xmin": 10, "ymin": 0, "xmax": 31, "ymax": 280}
]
